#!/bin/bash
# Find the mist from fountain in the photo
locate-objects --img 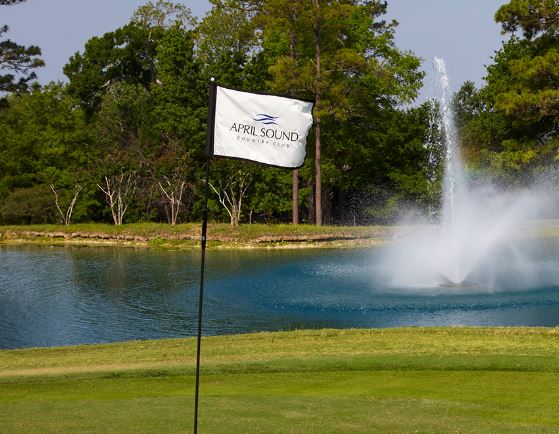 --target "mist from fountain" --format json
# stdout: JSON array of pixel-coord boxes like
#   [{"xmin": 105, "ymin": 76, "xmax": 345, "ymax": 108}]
[{"xmin": 383, "ymin": 57, "xmax": 545, "ymax": 290}]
